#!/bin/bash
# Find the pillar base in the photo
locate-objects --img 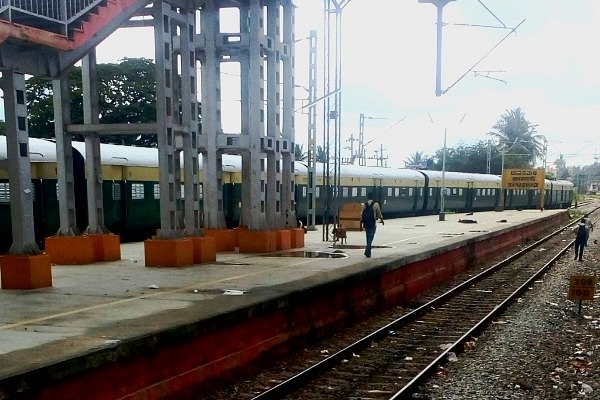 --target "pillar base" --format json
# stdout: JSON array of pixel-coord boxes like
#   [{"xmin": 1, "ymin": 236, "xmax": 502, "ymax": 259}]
[
  {"xmin": 144, "ymin": 238, "xmax": 193, "ymax": 267},
  {"xmin": 191, "ymin": 236, "xmax": 216, "ymax": 264},
  {"xmin": 44, "ymin": 236, "xmax": 95, "ymax": 265},
  {"xmin": 239, "ymin": 230, "xmax": 277, "ymax": 253},
  {"xmin": 88, "ymin": 234, "xmax": 121, "ymax": 262},
  {"xmin": 204, "ymin": 229, "xmax": 235, "ymax": 252},
  {"xmin": 276, "ymin": 230, "xmax": 292, "ymax": 251},
  {"xmin": 290, "ymin": 228, "xmax": 305, "ymax": 249},
  {"xmin": 1, "ymin": 254, "xmax": 52, "ymax": 289}
]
